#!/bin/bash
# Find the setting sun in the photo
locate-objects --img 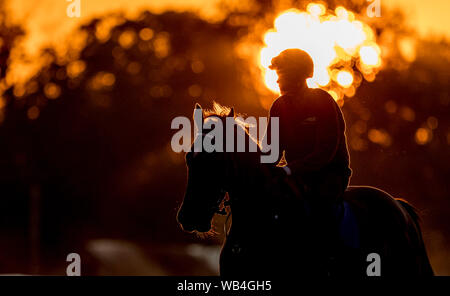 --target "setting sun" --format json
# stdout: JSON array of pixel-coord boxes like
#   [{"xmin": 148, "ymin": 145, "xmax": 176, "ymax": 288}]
[{"xmin": 260, "ymin": 3, "xmax": 382, "ymax": 101}]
